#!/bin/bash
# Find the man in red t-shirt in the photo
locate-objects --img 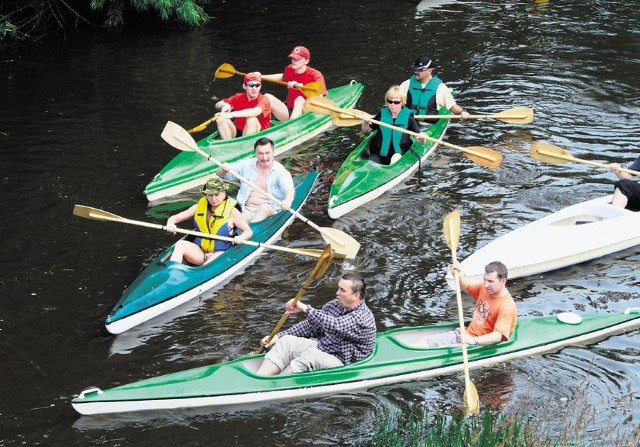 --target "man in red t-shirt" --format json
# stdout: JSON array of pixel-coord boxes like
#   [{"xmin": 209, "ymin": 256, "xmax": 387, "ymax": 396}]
[
  {"xmin": 214, "ymin": 72, "xmax": 272, "ymax": 140},
  {"xmin": 412, "ymin": 261, "xmax": 517, "ymax": 348},
  {"xmin": 264, "ymin": 46, "xmax": 327, "ymax": 121}
]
